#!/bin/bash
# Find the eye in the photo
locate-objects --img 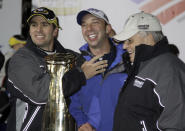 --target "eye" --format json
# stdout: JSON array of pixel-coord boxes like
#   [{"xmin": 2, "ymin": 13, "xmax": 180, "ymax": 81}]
[
  {"xmin": 30, "ymin": 23, "xmax": 37, "ymax": 27},
  {"xmin": 128, "ymin": 39, "xmax": 132, "ymax": 43},
  {"xmin": 42, "ymin": 22, "xmax": 50, "ymax": 26},
  {"xmin": 92, "ymin": 20, "xmax": 100, "ymax": 25},
  {"xmin": 81, "ymin": 23, "xmax": 87, "ymax": 27},
  {"xmin": 125, "ymin": 39, "xmax": 131, "ymax": 44}
]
